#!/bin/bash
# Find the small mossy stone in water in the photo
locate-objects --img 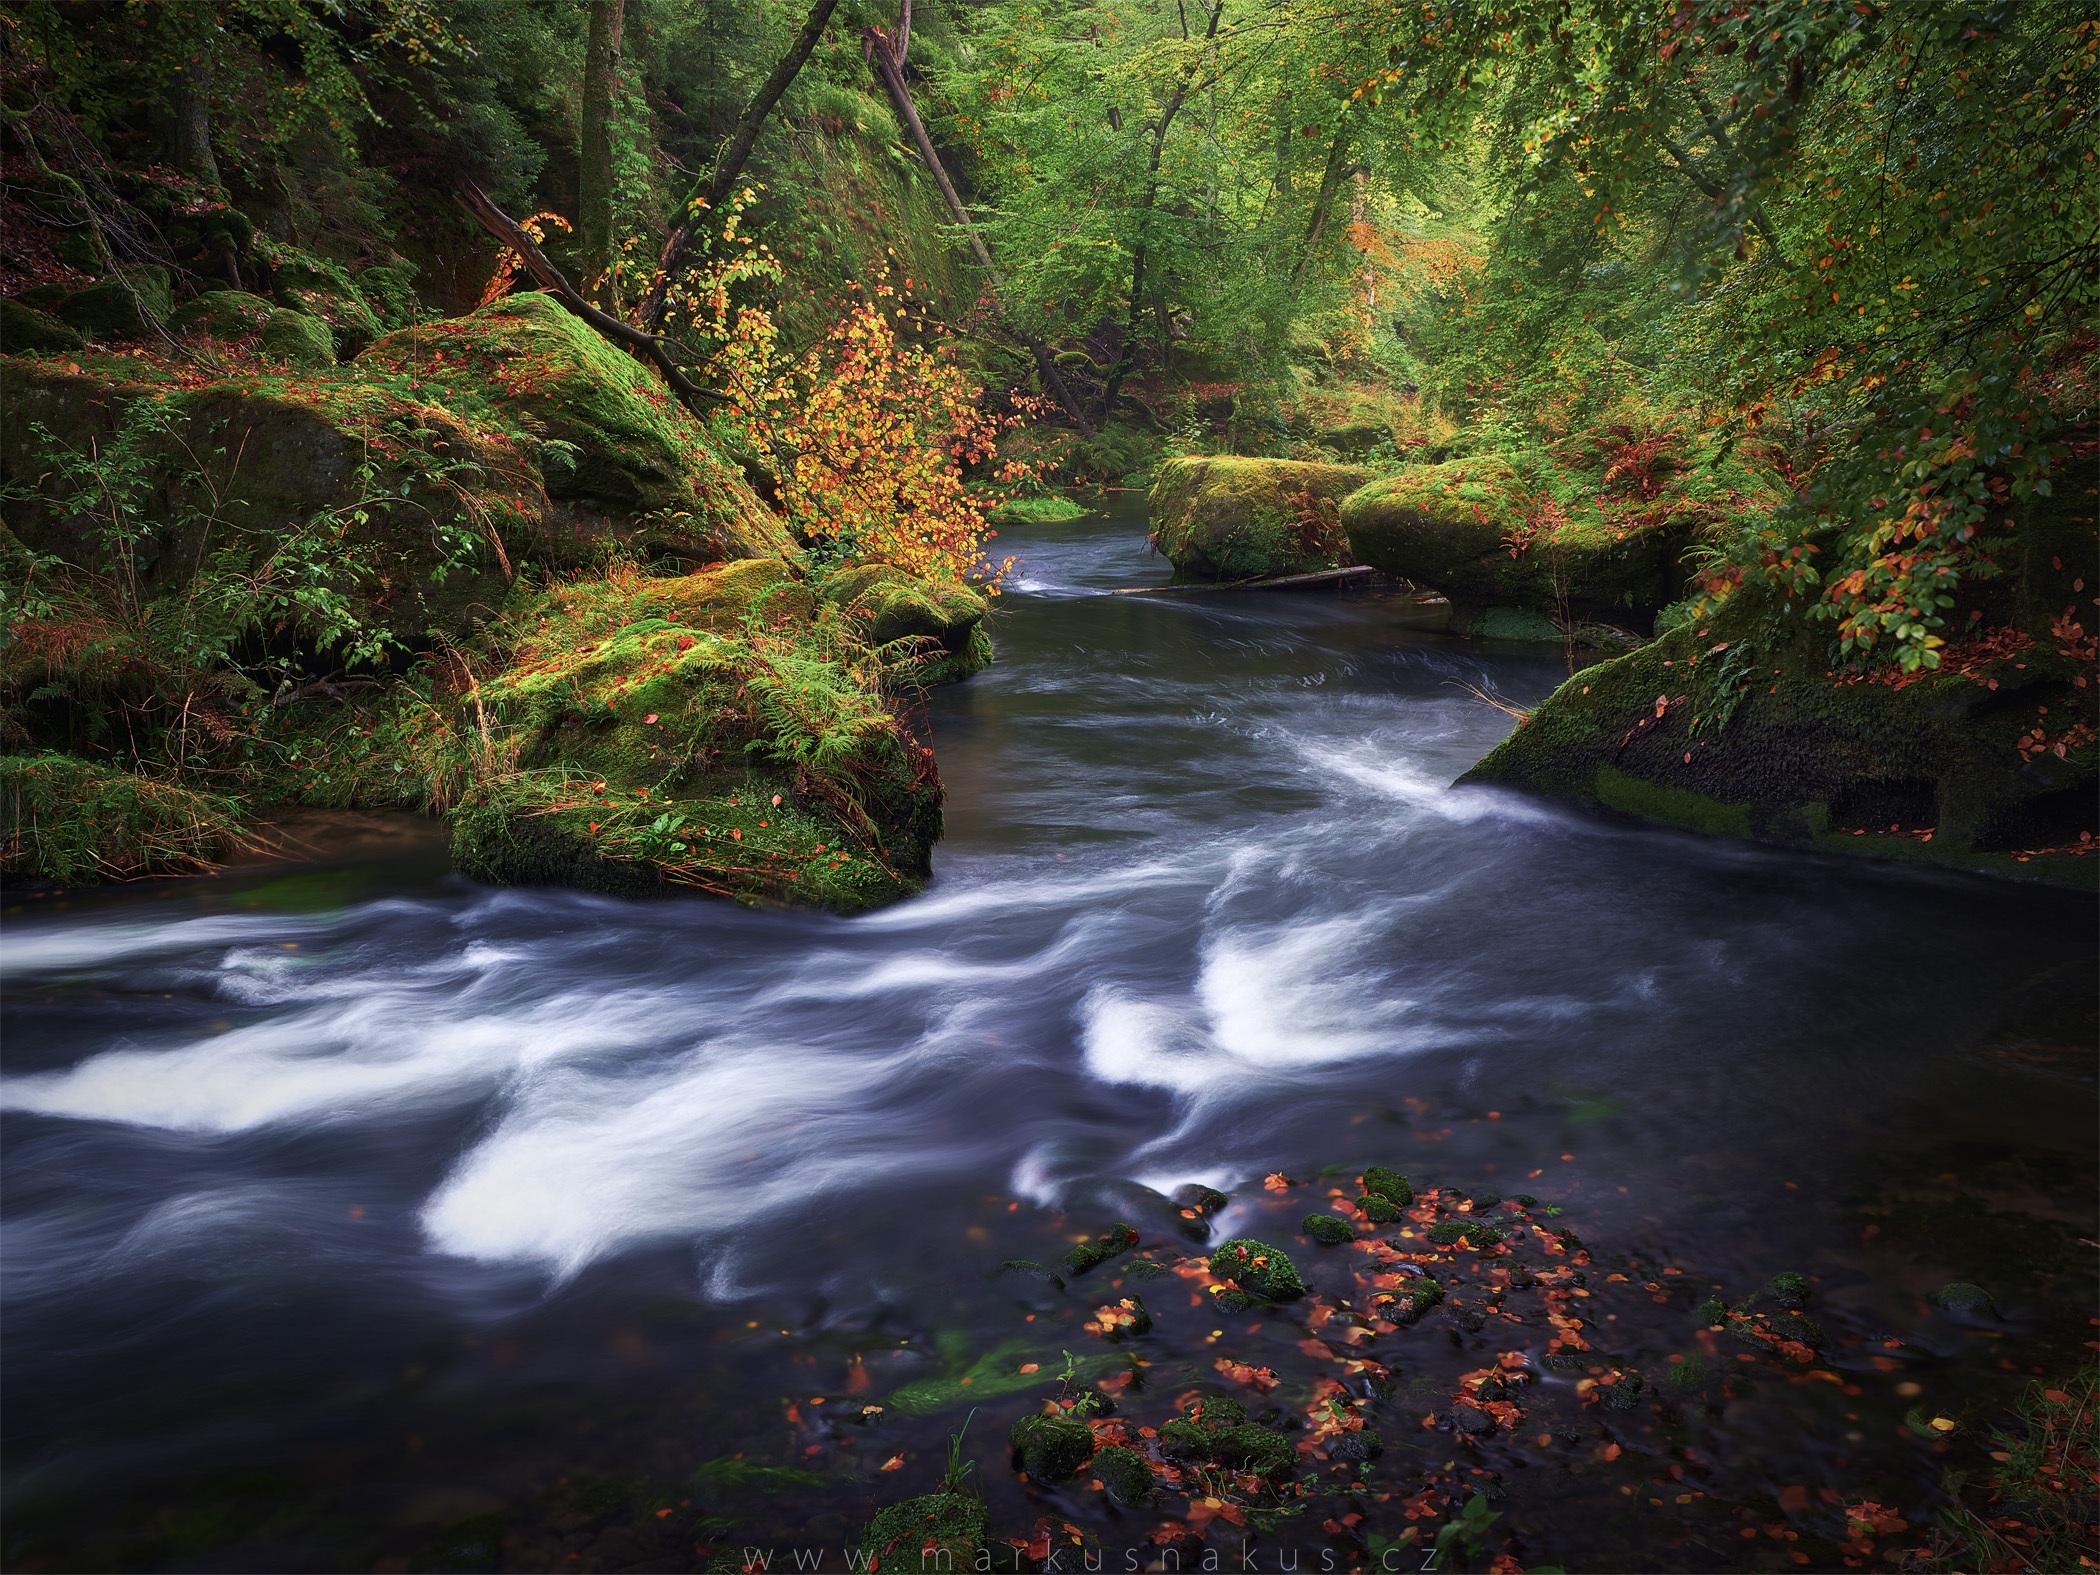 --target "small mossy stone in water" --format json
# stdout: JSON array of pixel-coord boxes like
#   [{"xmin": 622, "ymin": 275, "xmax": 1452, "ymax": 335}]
[
  {"xmin": 260, "ymin": 308, "xmax": 335, "ymax": 366},
  {"xmin": 1207, "ymin": 1239, "xmax": 1306, "ymax": 1301},
  {"xmin": 861, "ymin": 1492, "xmax": 988, "ymax": 1571},
  {"xmin": 1357, "ymin": 1194, "xmax": 1402, "ymax": 1224},
  {"xmin": 1936, "ymin": 1281, "xmax": 1999, "ymax": 1319},
  {"xmin": 1210, "ymin": 1285, "xmax": 1255, "ymax": 1314},
  {"xmin": 1362, "ymin": 1166, "xmax": 1413, "ymax": 1207},
  {"xmin": 1394, "ymin": 1277, "xmax": 1444, "ymax": 1321},
  {"xmin": 1665, "ymin": 1354, "xmax": 1711, "ymax": 1389},
  {"xmin": 1329, "ymin": 1429, "xmax": 1384, "ymax": 1463},
  {"xmin": 1158, "ymin": 1417, "xmax": 1211, "ymax": 1460},
  {"xmin": 1599, "ymin": 1372, "xmax": 1646, "ymax": 1412},
  {"xmin": 1060, "ymin": 1222, "xmax": 1139, "ymax": 1277},
  {"xmin": 1209, "ymin": 1423, "xmax": 1297, "ymax": 1476},
  {"xmin": 2, "ymin": 297, "xmax": 84, "ymax": 353},
  {"xmin": 1428, "ymin": 1218, "xmax": 1504, "ymax": 1248},
  {"xmin": 1512, "ymin": 1193, "xmax": 1538, "ymax": 1208},
  {"xmin": 1451, "ymin": 1401, "xmax": 1495, "ymax": 1434},
  {"xmin": 1009, "ymin": 1412, "xmax": 1092, "ymax": 1481},
  {"xmin": 1697, "ymin": 1297, "xmax": 1729, "ymax": 1327},
  {"xmin": 1507, "ymin": 1263, "xmax": 1538, "ymax": 1289},
  {"xmin": 1303, "ymin": 1212, "xmax": 1354, "ymax": 1245},
  {"xmin": 1765, "ymin": 1271, "xmax": 1812, "ymax": 1309},
  {"xmin": 1473, "ymin": 1192, "xmax": 1503, "ymax": 1211},
  {"xmin": 1093, "ymin": 1443, "xmax": 1154, "ymax": 1504},
  {"xmin": 1175, "ymin": 1183, "xmax": 1230, "ymax": 1215}
]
